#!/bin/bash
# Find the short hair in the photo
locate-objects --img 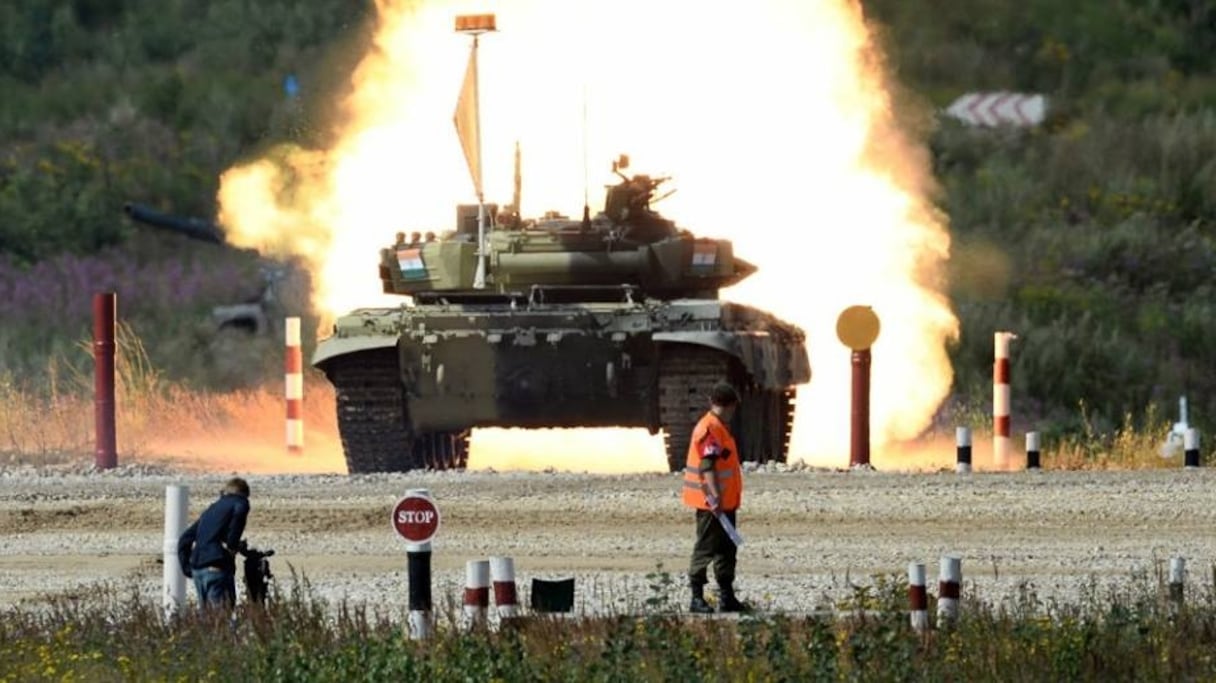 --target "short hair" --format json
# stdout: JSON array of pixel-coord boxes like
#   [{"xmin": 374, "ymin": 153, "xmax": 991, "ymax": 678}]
[
  {"xmin": 710, "ymin": 382, "xmax": 740, "ymax": 407},
  {"xmin": 223, "ymin": 477, "xmax": 250, "ymax": 497}
]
